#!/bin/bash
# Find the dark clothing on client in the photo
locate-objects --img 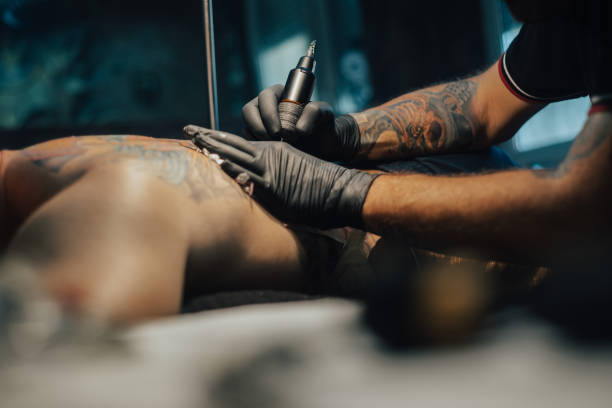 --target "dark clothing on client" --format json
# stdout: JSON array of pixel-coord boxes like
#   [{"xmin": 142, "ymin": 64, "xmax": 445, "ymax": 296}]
[{"xmin": 375, "ymin": 147, "xmax": 515, "ymax": 176}]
